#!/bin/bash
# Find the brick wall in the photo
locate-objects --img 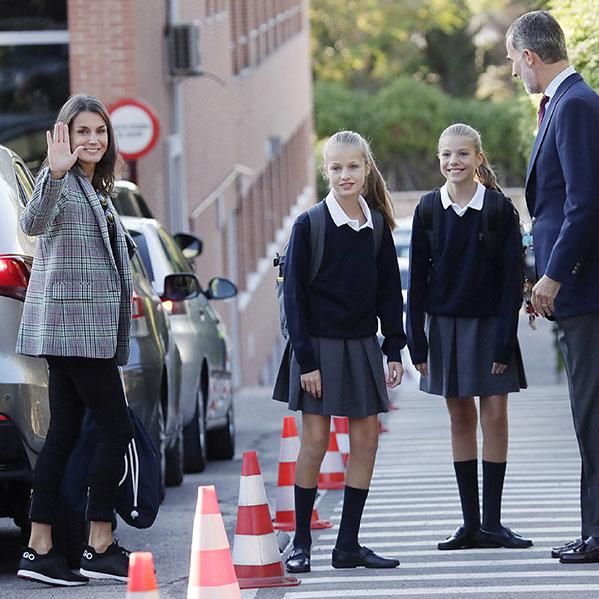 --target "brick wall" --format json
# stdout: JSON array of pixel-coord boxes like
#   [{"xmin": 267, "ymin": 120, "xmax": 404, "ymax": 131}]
[{"xmin": 68, "ymin": 0, "xmax": 314, "ymax": 385}]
